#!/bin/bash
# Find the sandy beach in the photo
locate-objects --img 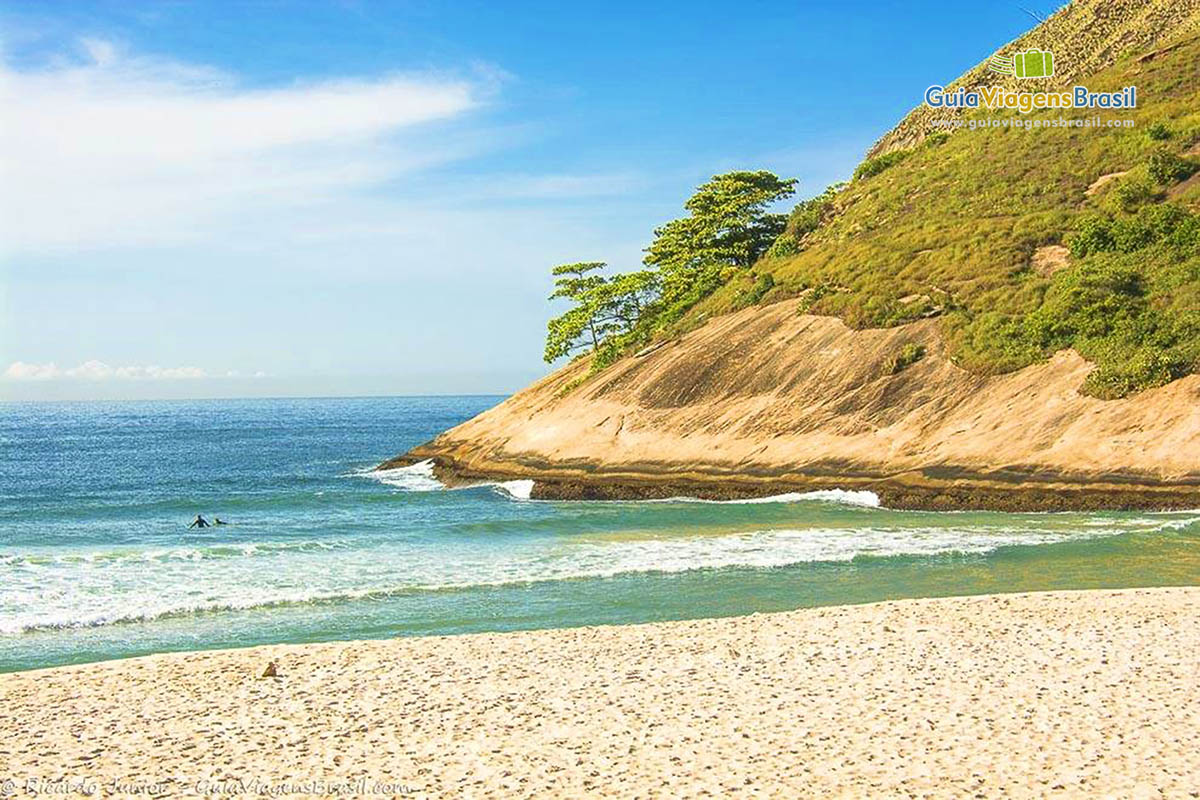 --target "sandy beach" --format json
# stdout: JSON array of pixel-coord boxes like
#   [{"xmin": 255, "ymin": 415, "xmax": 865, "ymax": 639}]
[{"xmin": 2, "ymin": 587, "xmax": 1198, "ymax": 798}]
